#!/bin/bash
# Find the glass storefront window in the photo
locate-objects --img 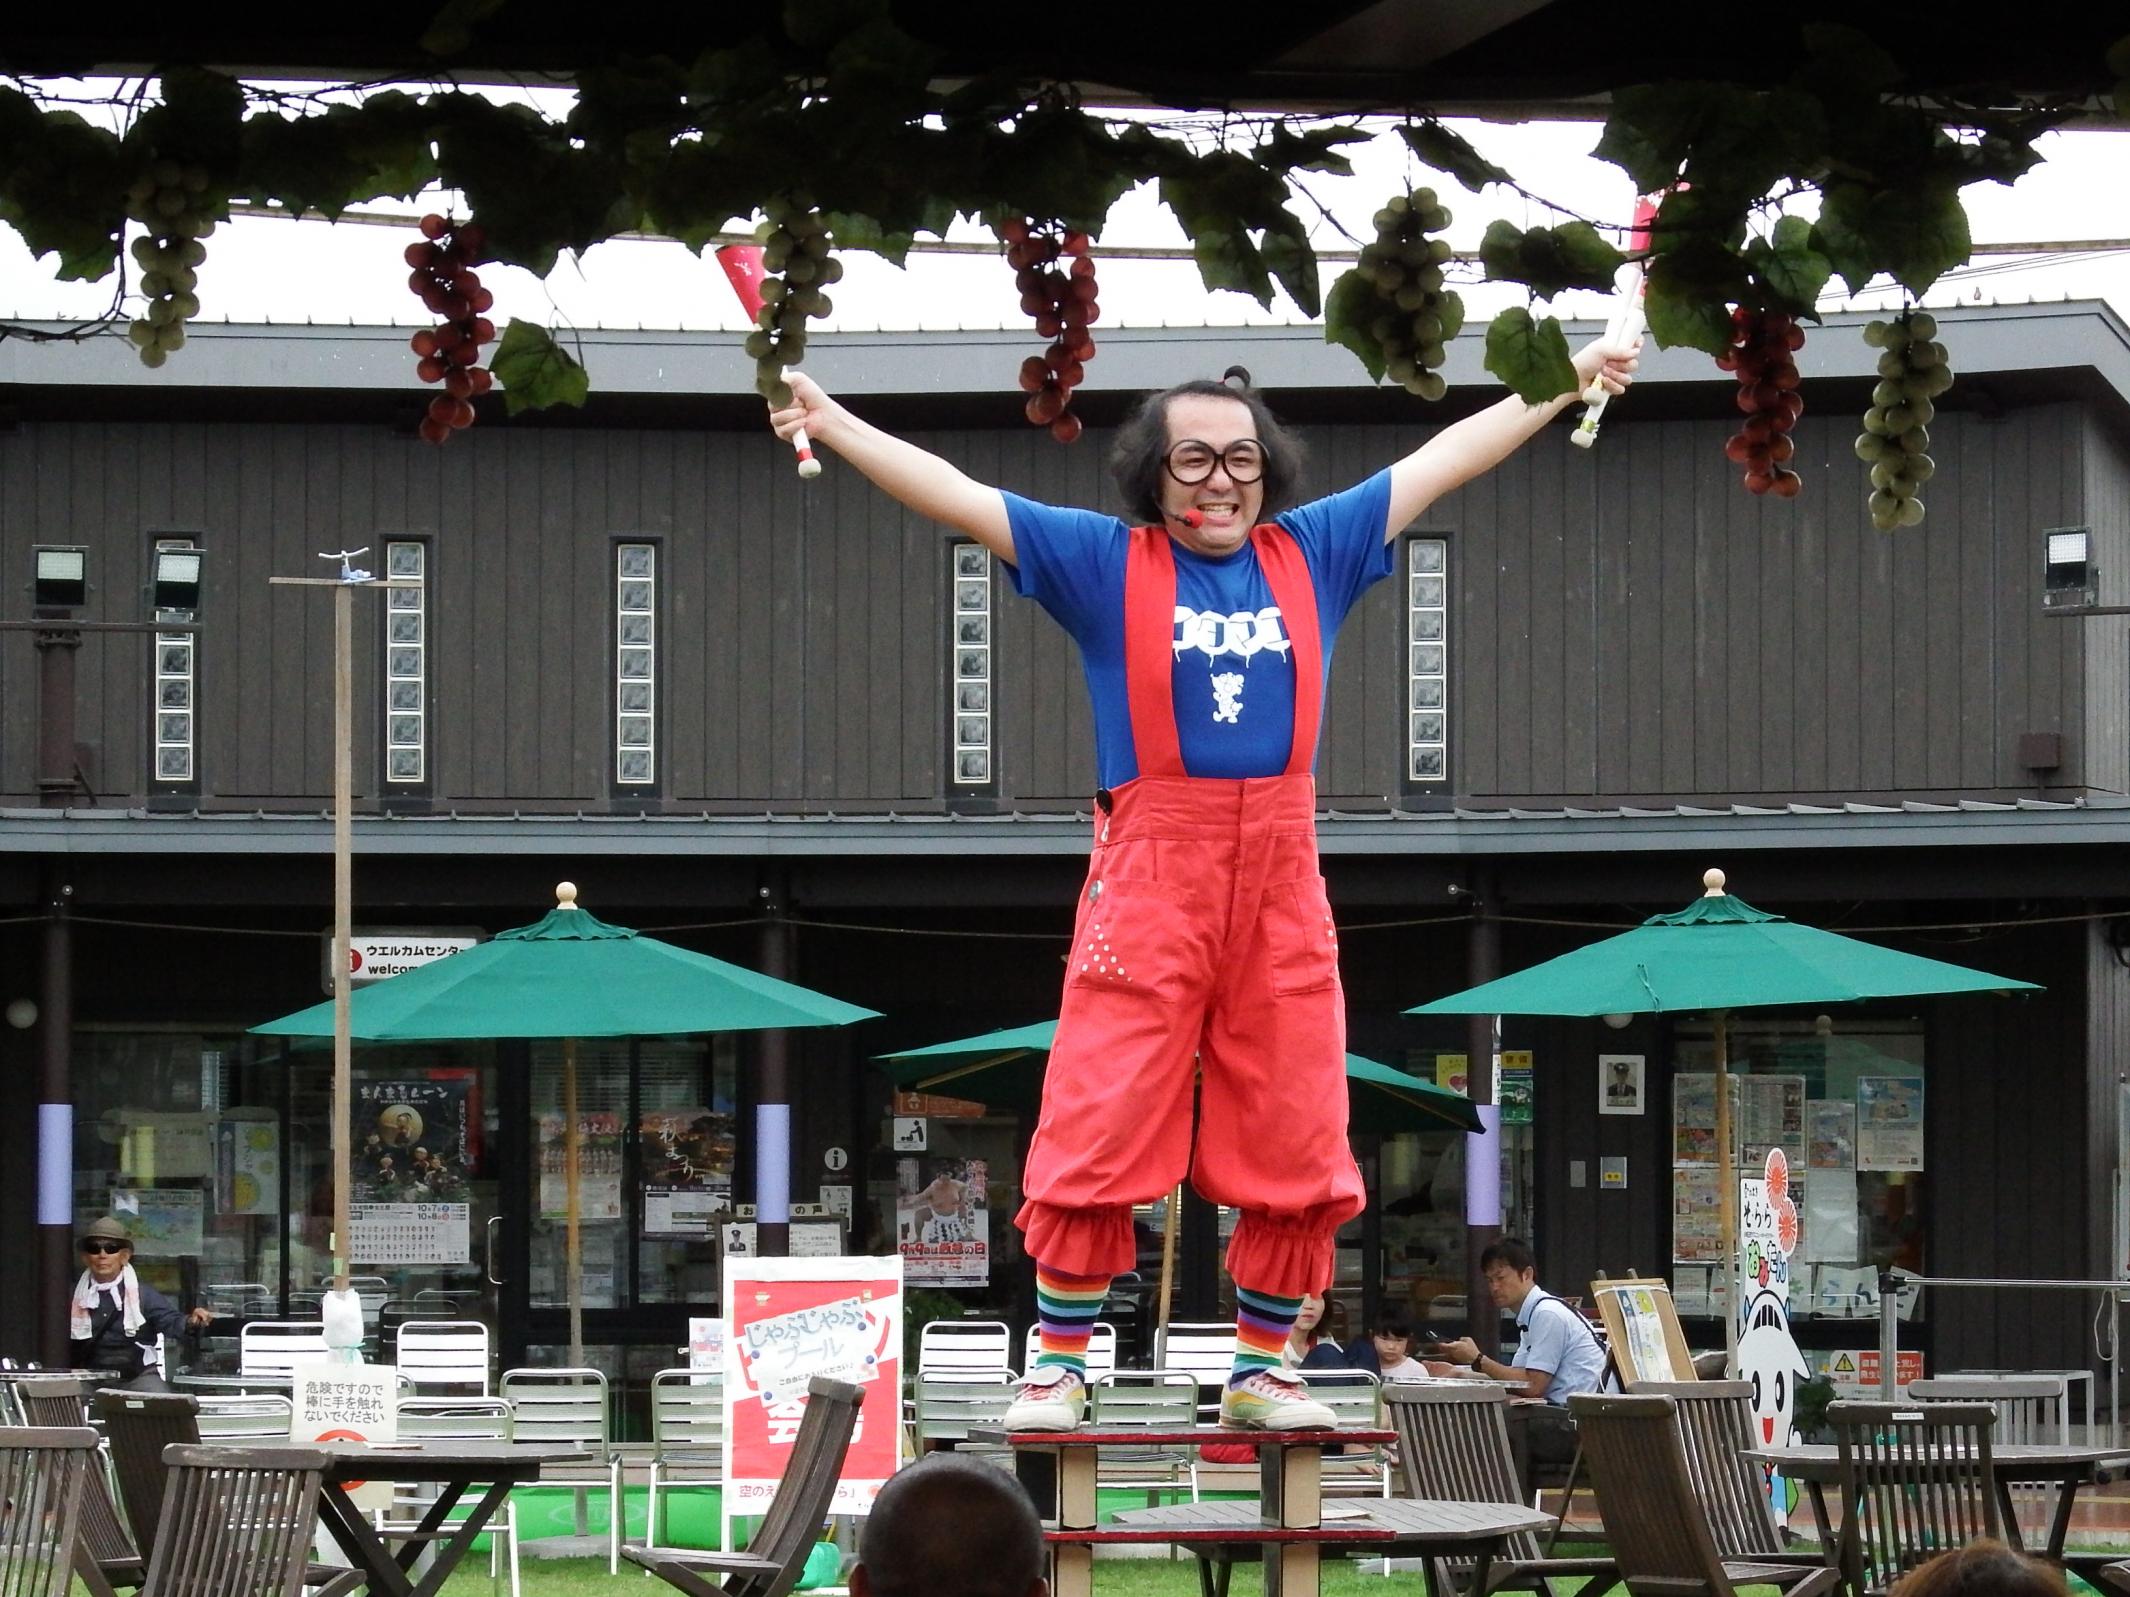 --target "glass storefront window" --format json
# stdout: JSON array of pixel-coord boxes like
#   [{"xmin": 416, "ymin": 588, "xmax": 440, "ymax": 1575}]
[
  {"xmin": 1673, "ymin": 1016, "xmax": 1926, "ymax": 1321},
  {"xmin": 871, "ymin": 1096, "xmax": 1024, "ymax": 1319}
]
